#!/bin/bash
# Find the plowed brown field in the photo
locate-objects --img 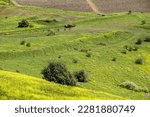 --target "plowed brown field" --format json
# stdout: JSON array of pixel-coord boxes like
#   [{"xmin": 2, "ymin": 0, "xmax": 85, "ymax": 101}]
[{"xmin": 16, "ymin": 0, "xmax": 150, "ymax": 12}]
